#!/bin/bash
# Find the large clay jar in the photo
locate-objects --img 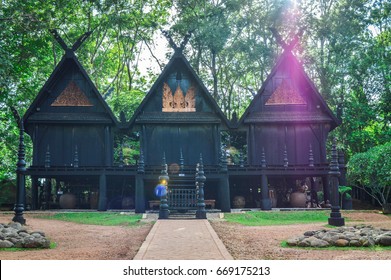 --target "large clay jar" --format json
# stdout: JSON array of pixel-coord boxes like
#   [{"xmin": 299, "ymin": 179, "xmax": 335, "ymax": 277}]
[
  {"xmin": 289, "ymin": 192, "xmax": 307, "ymax": 208},
  {"xmin": 59, "ymin": 193, "xmax": 77, "ymax": 209},
  {"xmin": 90, "ymin": 192, "xmax": 99, "ymax": 209},
  {"xmin": 121, "ymin": 196, "xmax": 134, "ymax": 209},
  {"xmin": 233, "ymin": 195, "xmax": 245, "ymax": 208},
  {"xmin": 269, "ymin": 189, "xmax": 277, "ymax": 208}
]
